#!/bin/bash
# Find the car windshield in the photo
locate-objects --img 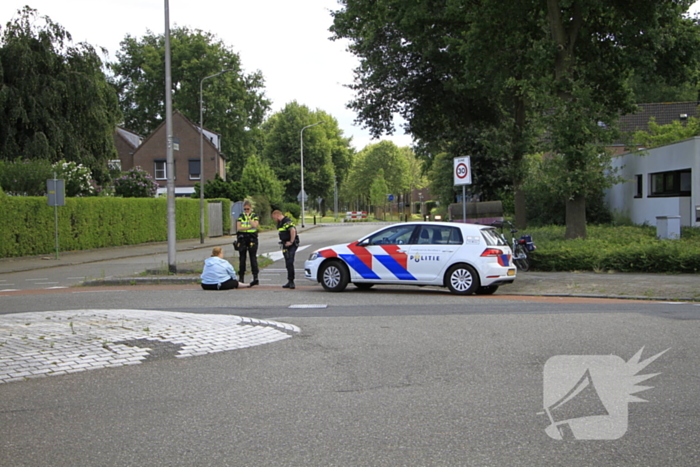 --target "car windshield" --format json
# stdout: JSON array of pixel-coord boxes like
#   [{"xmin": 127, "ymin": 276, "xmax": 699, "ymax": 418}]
[
  {"xmin": 365, "ymin": 225, "xmax": 416, "ymax": 245},
  {"xmin": 481, "ymin": 227, "xmax": 508, "ymax": 246}
]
